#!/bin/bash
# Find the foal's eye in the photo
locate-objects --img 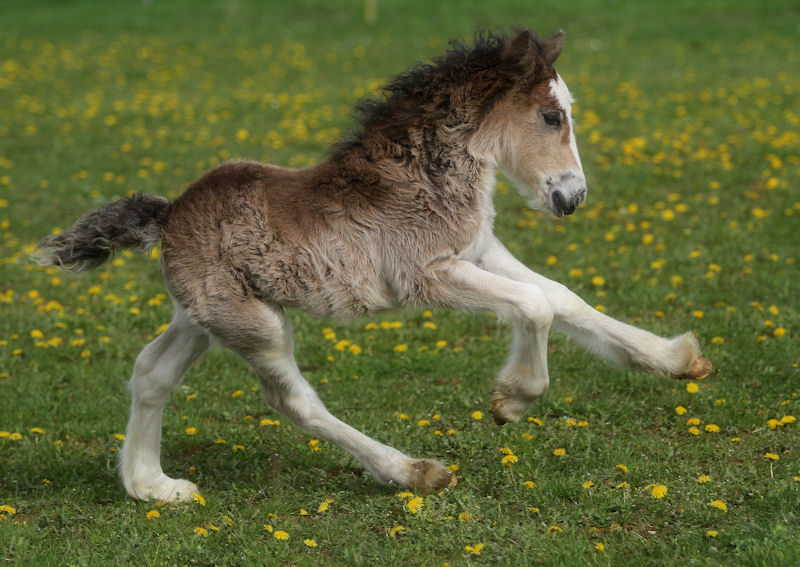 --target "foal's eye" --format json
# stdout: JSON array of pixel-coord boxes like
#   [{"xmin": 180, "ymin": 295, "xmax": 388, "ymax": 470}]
[{"xmin": 543, "ymin": 111, "xmax": 563, "ymax": 128}]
